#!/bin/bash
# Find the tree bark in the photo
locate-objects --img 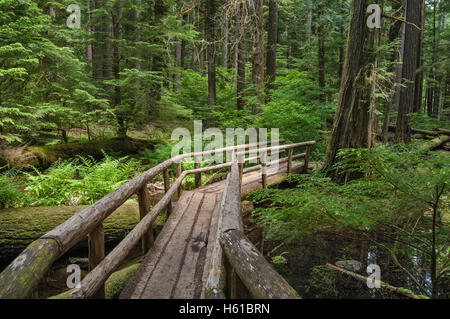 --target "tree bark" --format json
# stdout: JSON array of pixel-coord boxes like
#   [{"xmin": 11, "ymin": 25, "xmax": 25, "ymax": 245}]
[
  {"xmin": 323, "ymin": 0, "xmax": 379, "ymax": 182},
  {"xmin": 206, "ymin": 0, "xmax": 217, "ymax": 107},
  {"xmin": 251, "ymin": 0, "xmax": 265, "ymax": 109},
  {"xmin": 413, "ymin": 0, "xmax": 425, "ymax": 113},
  {"xmin": 236, "ymin": 3, "xmax": 246, "ymax": 111},
  {"xmin": 434, "ymin": 8, "xmax": 447, "ymax": 120},
  {"xmin": 266, "ymin": 0, "xmax": 279, "ymax": 96},
  {"xmin": 148, "ymin": 0, "xmax": 166, "ymax": 116},
  {"xmin": 395, "ymin": 0, "xmax": 422, "ymax": 143},
  {"xmin": 382, "ymin": 0, "xmax": 404, "ymax": 142},
  {"xmin": 111, "ymin": 1, "xmax": 125, "ymax": 137},
  {"xmin": 221, "ymin": 18, "xmax": 229, "ymax": 68}
]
